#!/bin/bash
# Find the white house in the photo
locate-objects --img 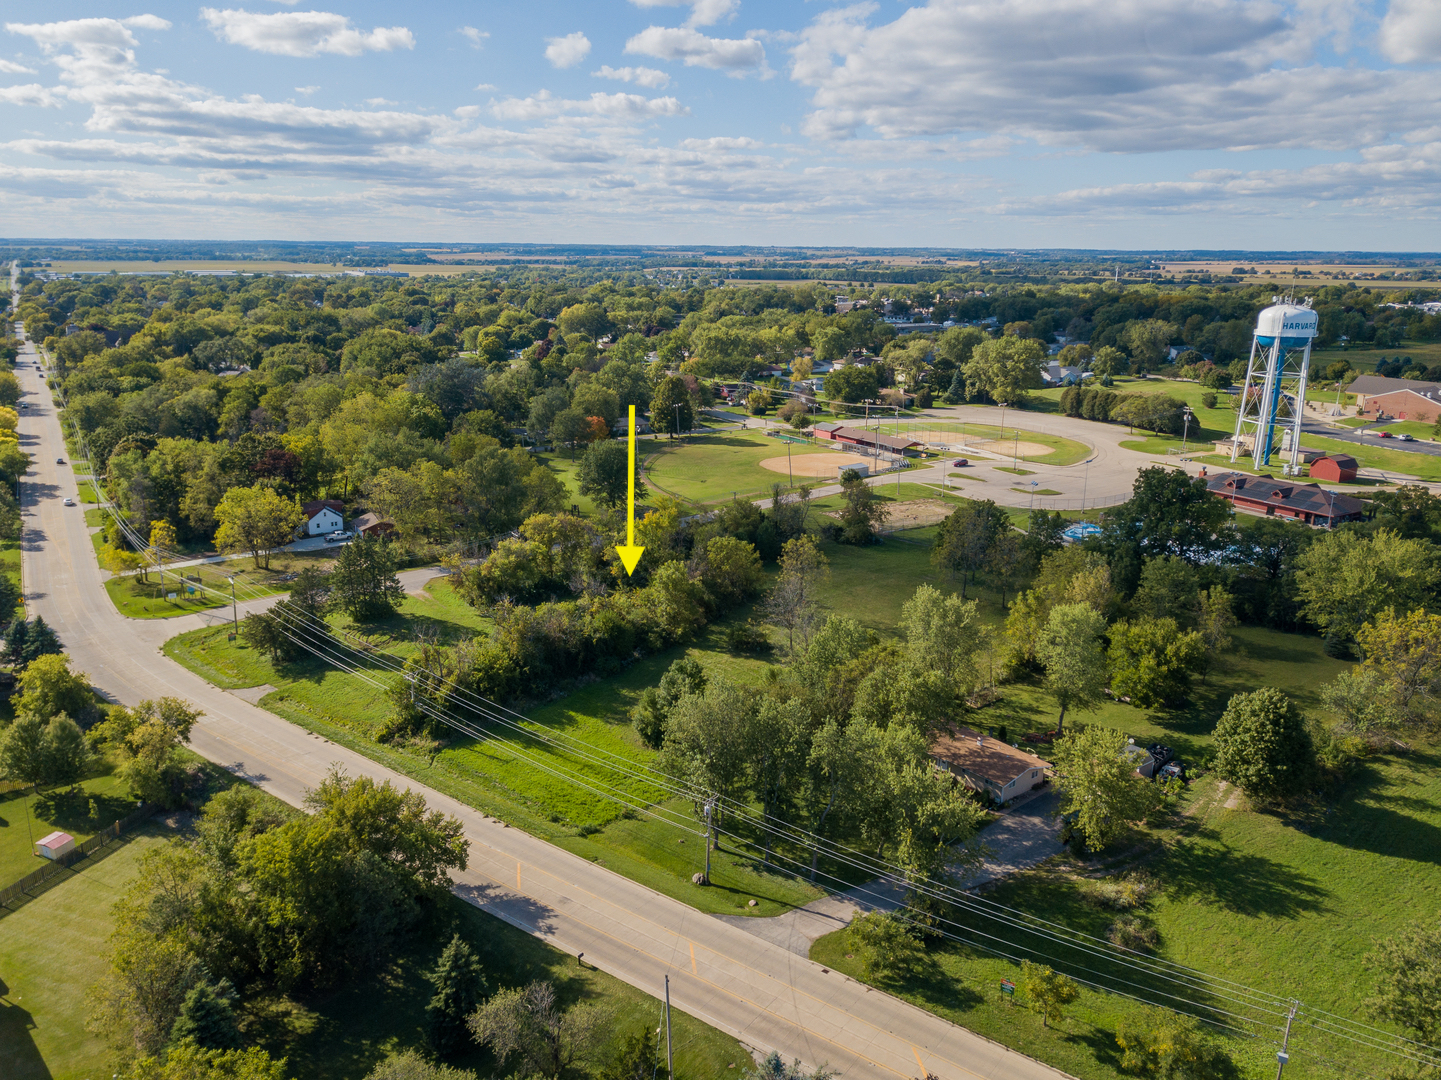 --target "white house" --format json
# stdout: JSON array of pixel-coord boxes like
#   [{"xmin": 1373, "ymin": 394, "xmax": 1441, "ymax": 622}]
[{"xmin": 300, "ymin": 499, "xmax": 344, "ymax": 537}]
